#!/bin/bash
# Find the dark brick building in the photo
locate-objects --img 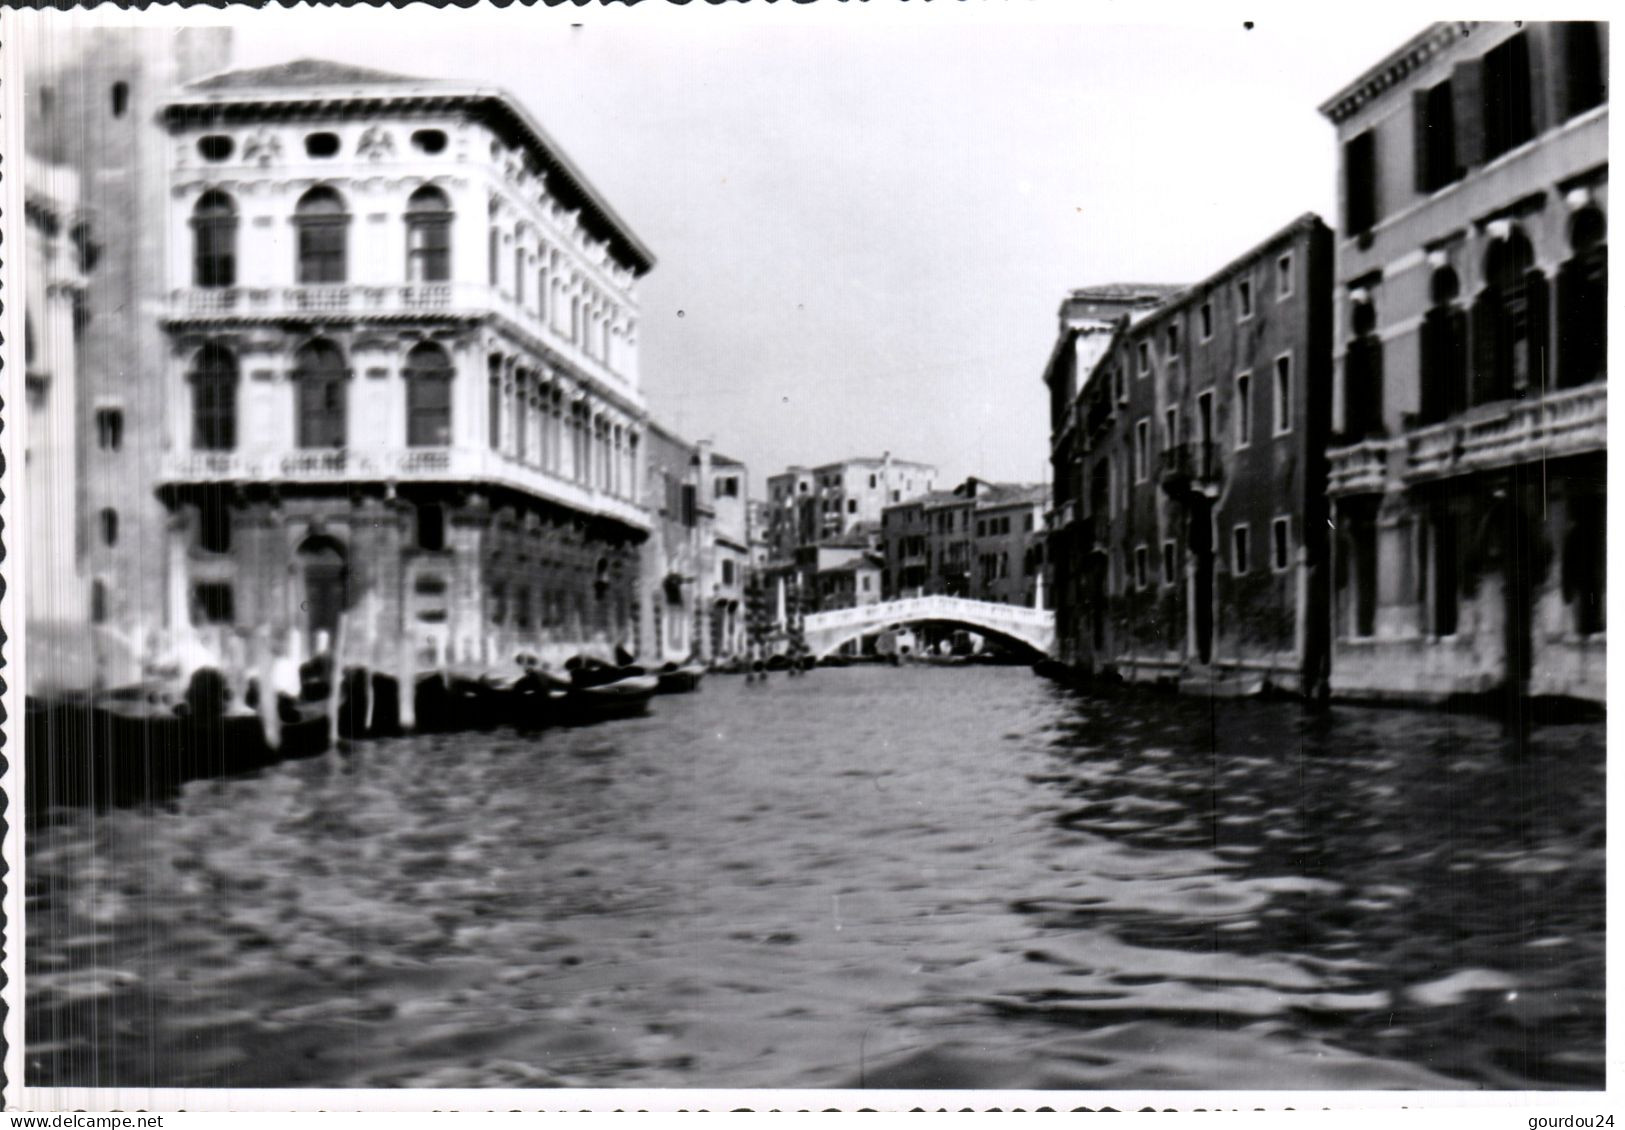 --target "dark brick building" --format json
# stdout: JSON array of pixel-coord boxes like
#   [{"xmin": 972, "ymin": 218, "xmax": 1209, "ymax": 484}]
[{"xmin": 1047, "ymin": 215, "xmax": 1335, "ymax": 693}]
